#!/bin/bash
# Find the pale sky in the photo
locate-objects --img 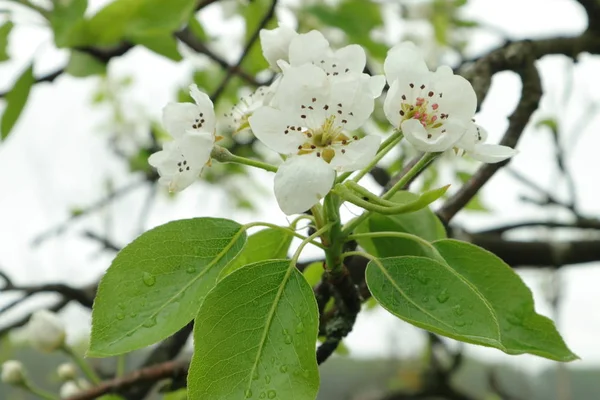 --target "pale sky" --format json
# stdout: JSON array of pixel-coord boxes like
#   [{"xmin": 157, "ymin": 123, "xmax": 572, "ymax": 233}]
[{"xmin": 0, "ymin": 0, "xmax": 599, "ymax": 377}]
